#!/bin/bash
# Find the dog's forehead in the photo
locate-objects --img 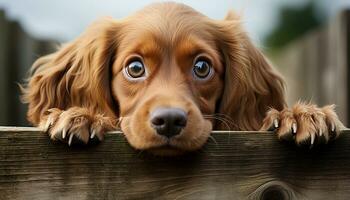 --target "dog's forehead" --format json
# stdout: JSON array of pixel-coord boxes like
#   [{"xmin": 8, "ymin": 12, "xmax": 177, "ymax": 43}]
[
  {"xmin": 126, "ymin": 2, "xmax": 212, "ymax": 39},
  {"xmin": 134, "ymin": 2, "xmax": 205, "ymax": 21},
  {"xmin": 117, "ymin": 3, "xmax": 217, "ymax": 55}
]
